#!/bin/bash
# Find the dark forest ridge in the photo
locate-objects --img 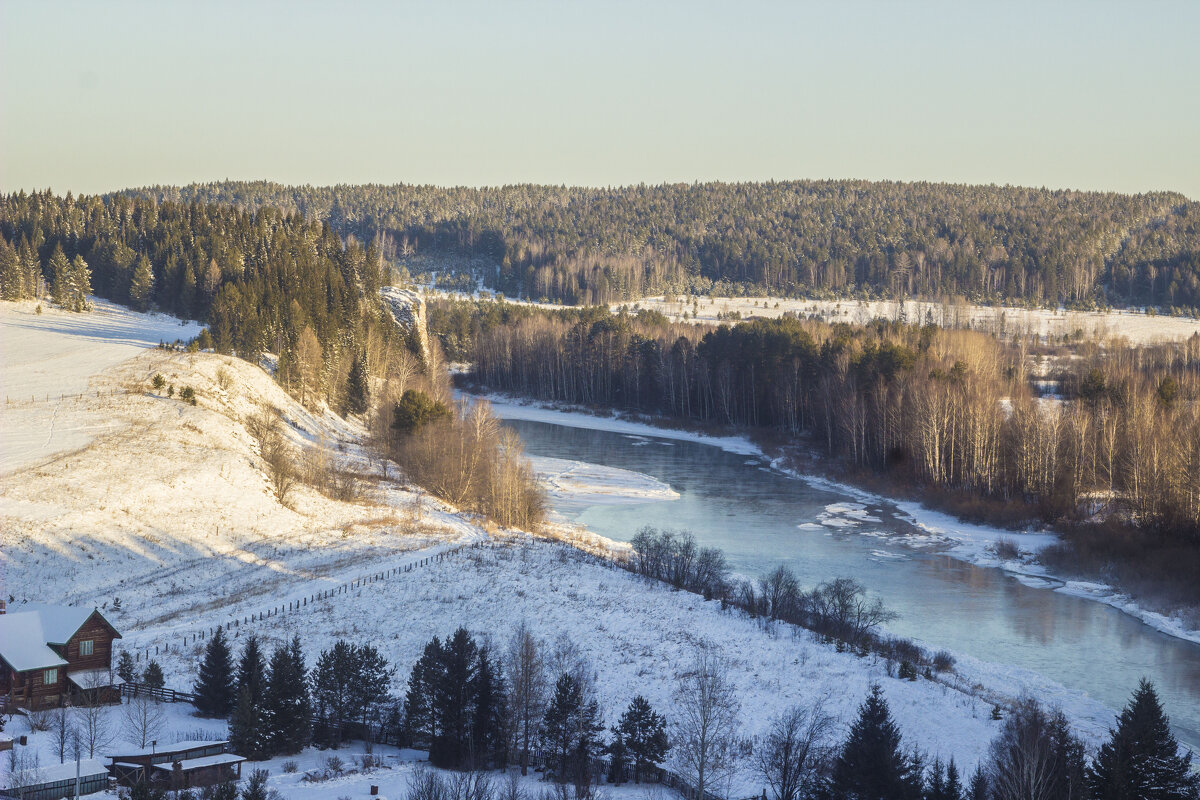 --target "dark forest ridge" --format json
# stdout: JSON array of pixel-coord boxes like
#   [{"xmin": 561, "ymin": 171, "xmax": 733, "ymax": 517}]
[{"xmin": 123, "ymin": 179, "xmax": 1200, "ymax": 312}]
